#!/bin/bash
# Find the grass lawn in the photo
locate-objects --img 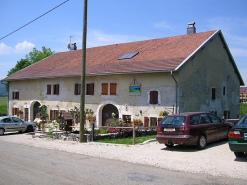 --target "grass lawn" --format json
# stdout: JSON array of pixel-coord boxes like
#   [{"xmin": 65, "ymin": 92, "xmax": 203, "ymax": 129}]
[
  {"xmin": 94, "ymin": 135, "xmax": 156, "ymax": 145},
  {"xmin": 0, "ymin": 97, "xmax": 7, "ymax": 116},
  {"xmin": 239, "ymin": 103, "xmax": 247, "ymax": 118}
]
